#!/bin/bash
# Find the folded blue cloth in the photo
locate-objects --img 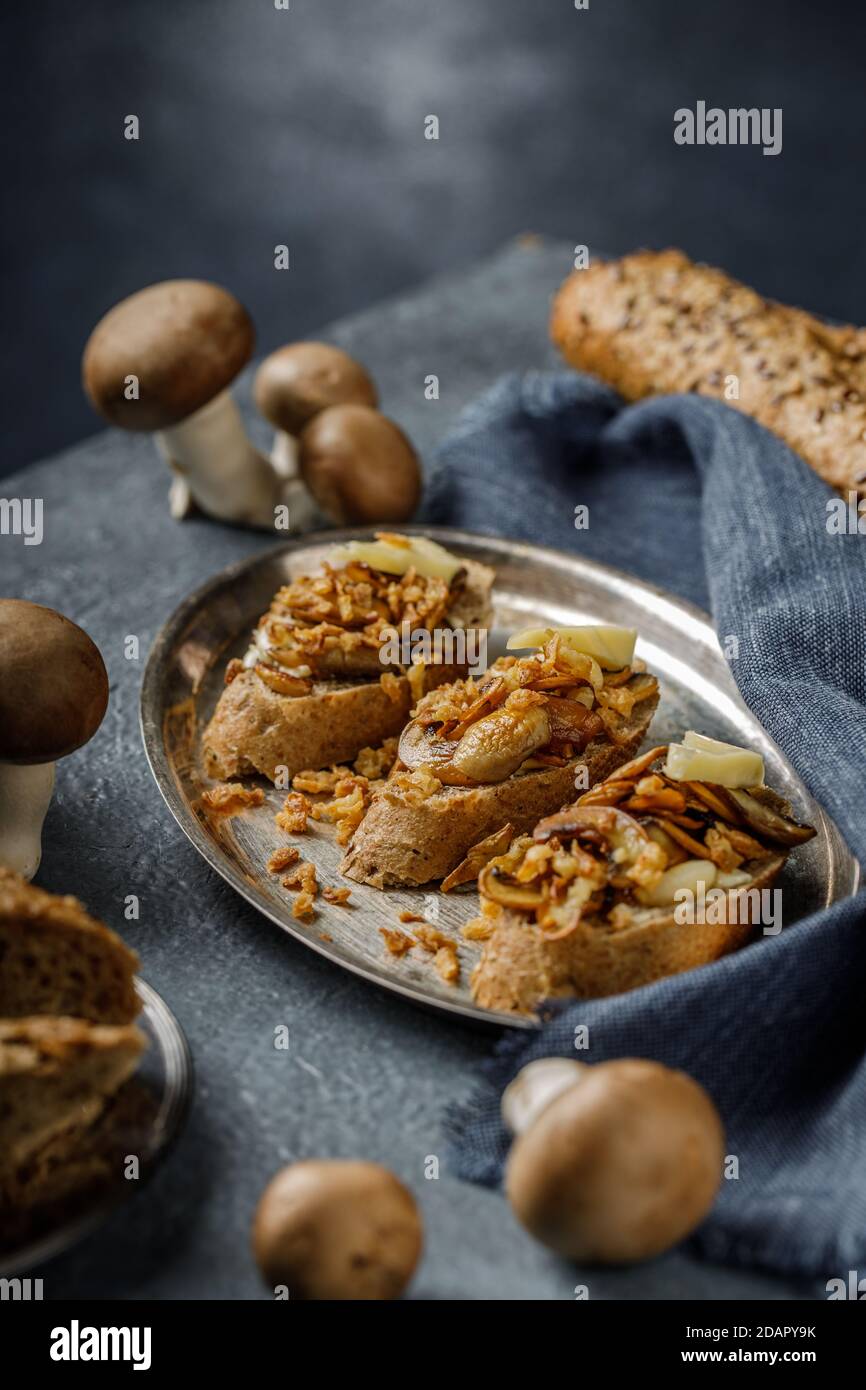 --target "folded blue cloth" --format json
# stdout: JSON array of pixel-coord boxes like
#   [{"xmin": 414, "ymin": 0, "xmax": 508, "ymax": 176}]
[{"xmin": 424, "ymin": 371, "xmax": 866, "ymax": 1279}]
